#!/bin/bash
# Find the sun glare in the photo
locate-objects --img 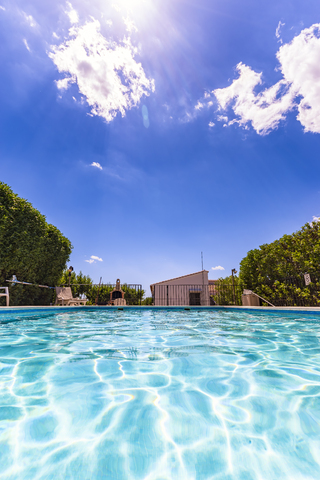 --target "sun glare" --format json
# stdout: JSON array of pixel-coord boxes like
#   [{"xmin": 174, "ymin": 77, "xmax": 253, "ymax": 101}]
[{"xmin": 112, "ymin": 0, "xmax": 152, "ymax": 16}]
